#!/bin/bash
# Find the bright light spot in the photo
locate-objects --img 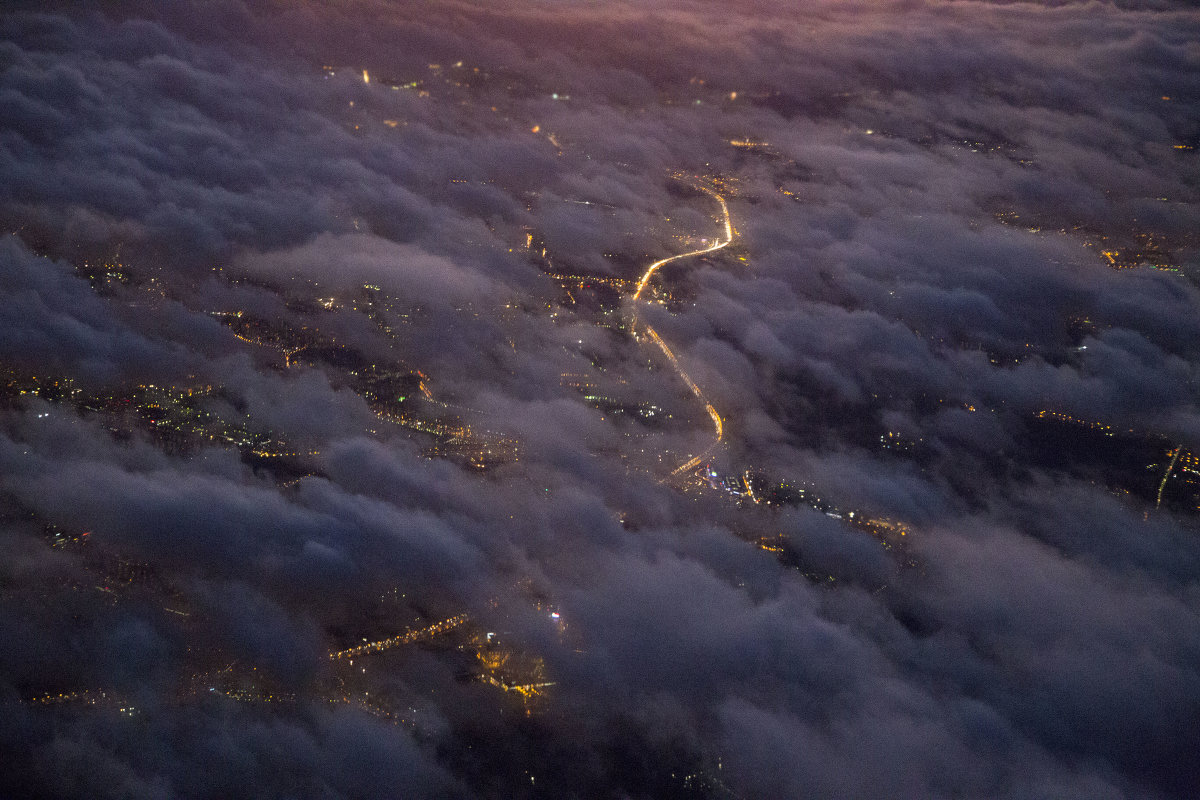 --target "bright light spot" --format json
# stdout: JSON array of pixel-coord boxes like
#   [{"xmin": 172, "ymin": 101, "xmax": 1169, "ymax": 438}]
[{"xmin": 362, "ymin": 69, "xmax": 369, "ymax": 84}]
